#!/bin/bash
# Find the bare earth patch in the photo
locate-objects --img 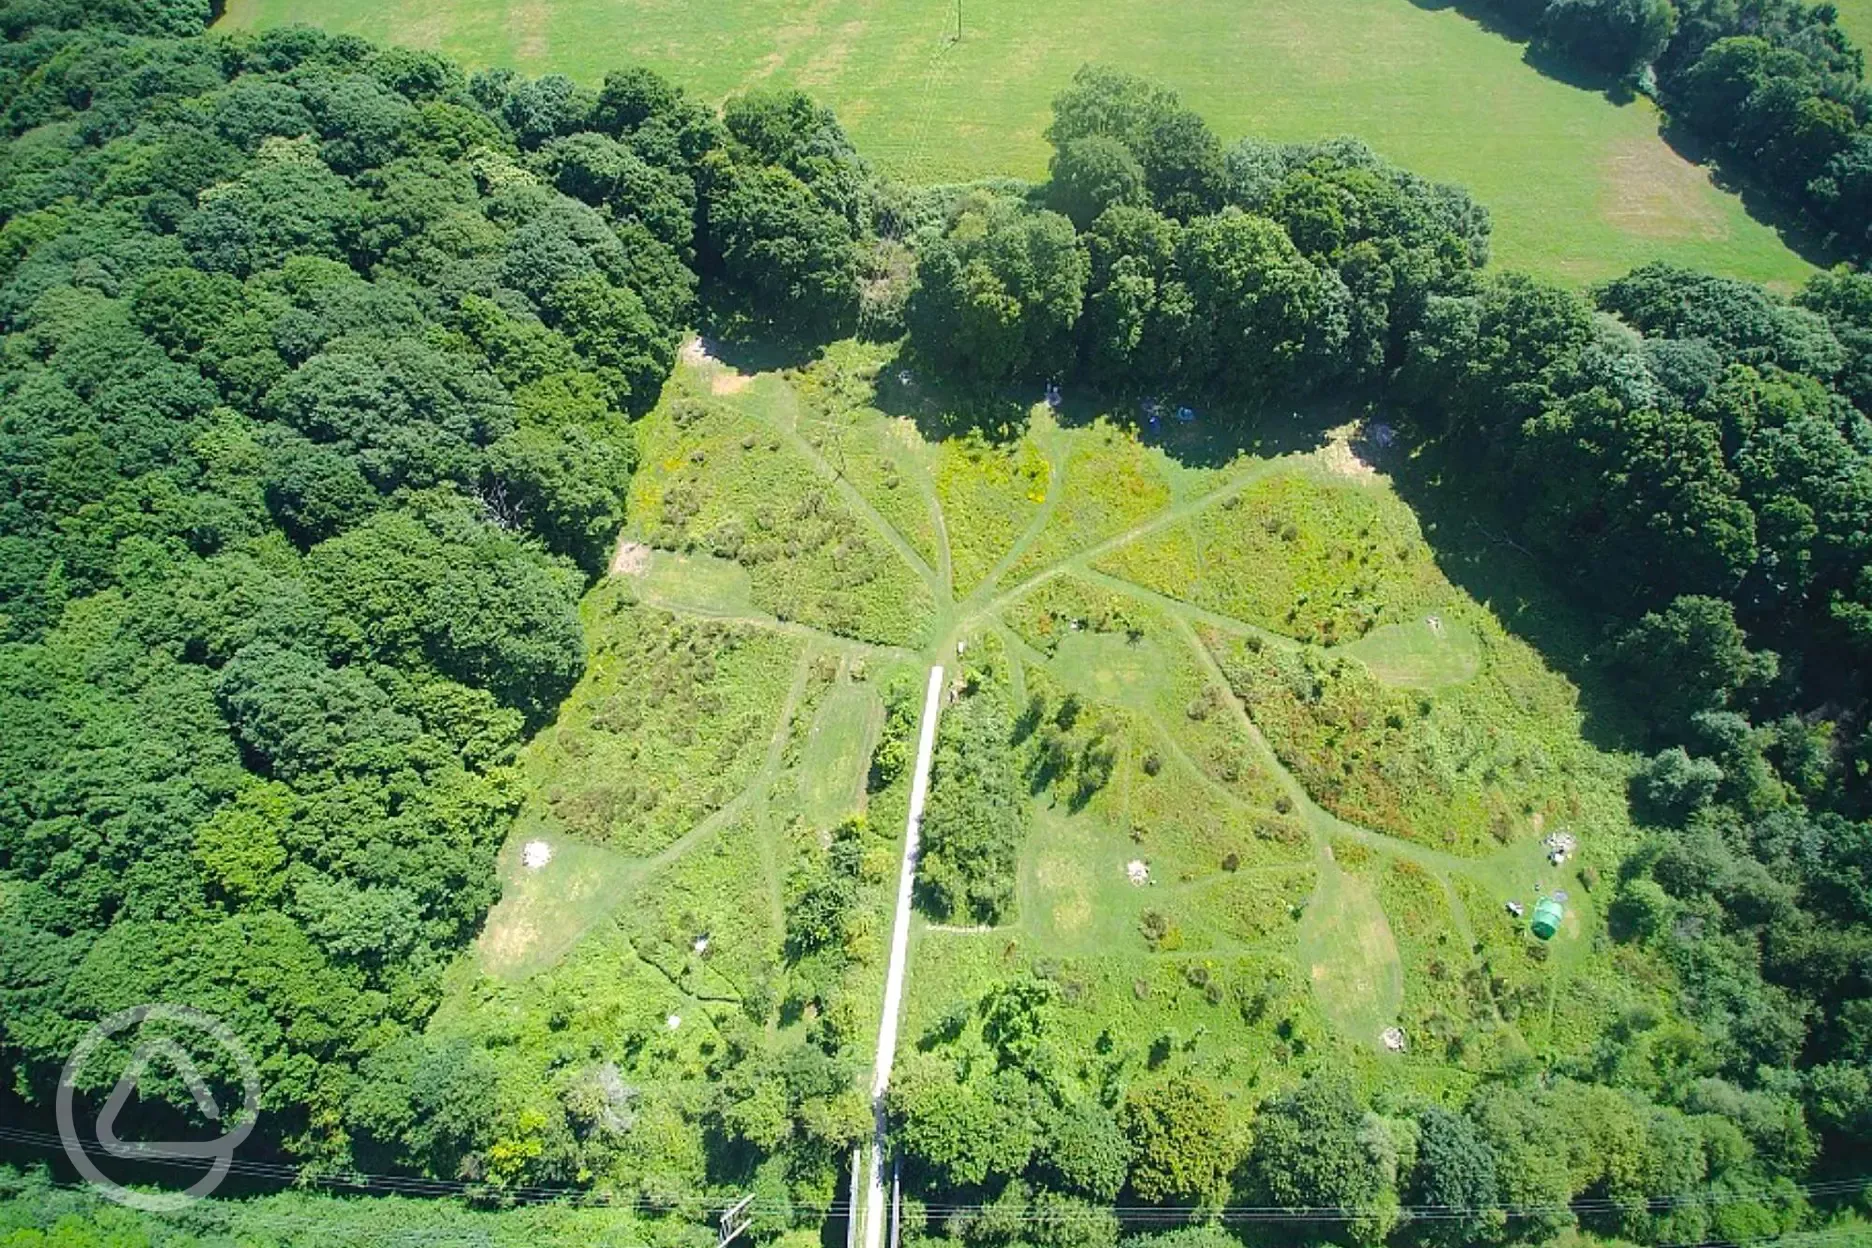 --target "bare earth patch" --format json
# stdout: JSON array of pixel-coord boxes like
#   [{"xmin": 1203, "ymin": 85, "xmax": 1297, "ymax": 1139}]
[
  {"xmin": 480, "ymin": 914, "xmax": 541, "ymax": 969},
  {"xmin": 610, "ymin": 539, "xmax": 652, "ymax": 577},
  {"xmin": 1318, "ymin": 425, "xmax": 1379, "ymax": 480},
  {"xmin": 679, "ymin": 336, "xmax": 751, "ymax": 394}
]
